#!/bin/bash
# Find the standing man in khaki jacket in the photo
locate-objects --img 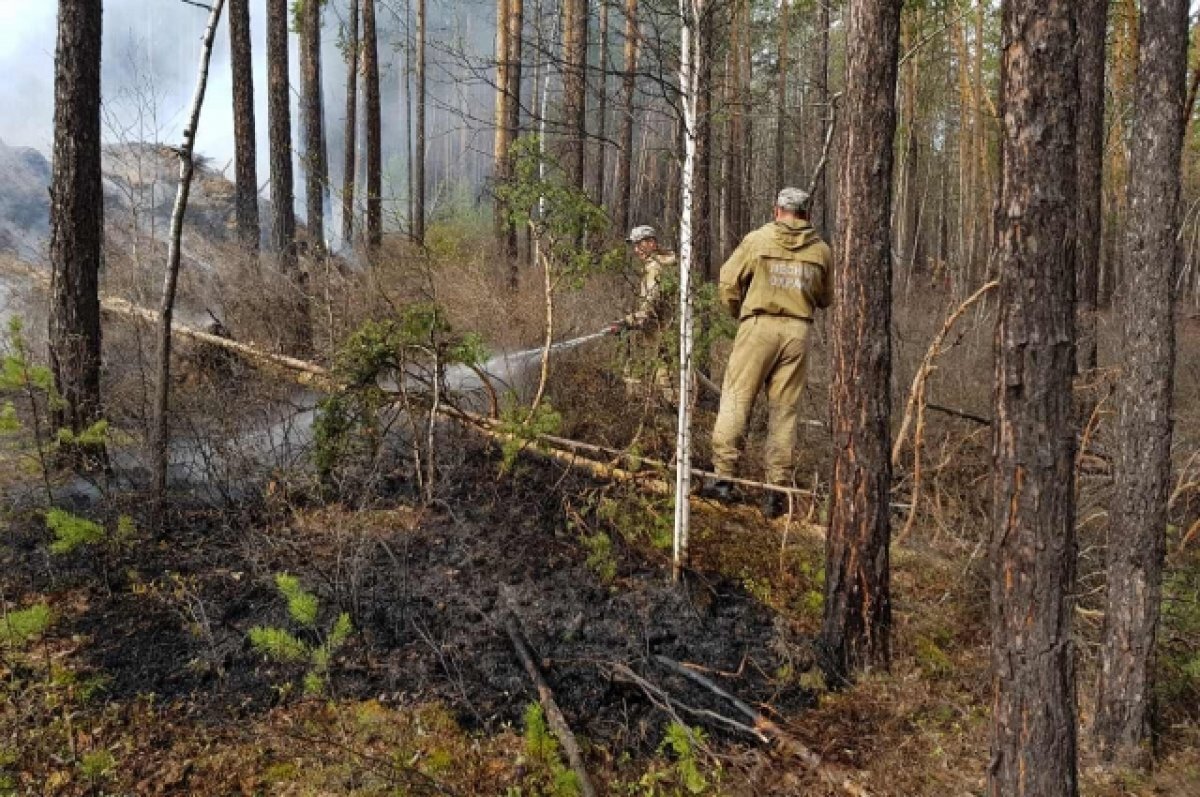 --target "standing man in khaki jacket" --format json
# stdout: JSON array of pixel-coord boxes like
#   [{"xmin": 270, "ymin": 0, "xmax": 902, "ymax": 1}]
[
  {"xmin": 703, "ymin": 188, "xmax": 833, "ymax": 518},
  {"xmin": 608, "ymin": 225, "xmax": 679, "ymax": 399}
]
